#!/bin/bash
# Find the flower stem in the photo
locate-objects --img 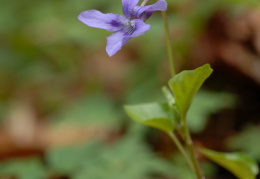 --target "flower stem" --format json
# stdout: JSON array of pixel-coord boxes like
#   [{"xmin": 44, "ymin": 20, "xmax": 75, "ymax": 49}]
[
  {"xmin": 161, "ymin": 11, "xmax": 175, "ymax": 77},
  {"xmin": 168, "ymin": 131, "xmax": 195, "ymax": 173},
  {"xmin": 162, "ymin": 8, "xmax": 203, "ymax": 179},
  {"xmin": 141, "ymin": 0, "xmax": 150, "ymax": 6},
  {"xmin": 182, "ymin": 115, "xmax": 204, "ymax": 179}
]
